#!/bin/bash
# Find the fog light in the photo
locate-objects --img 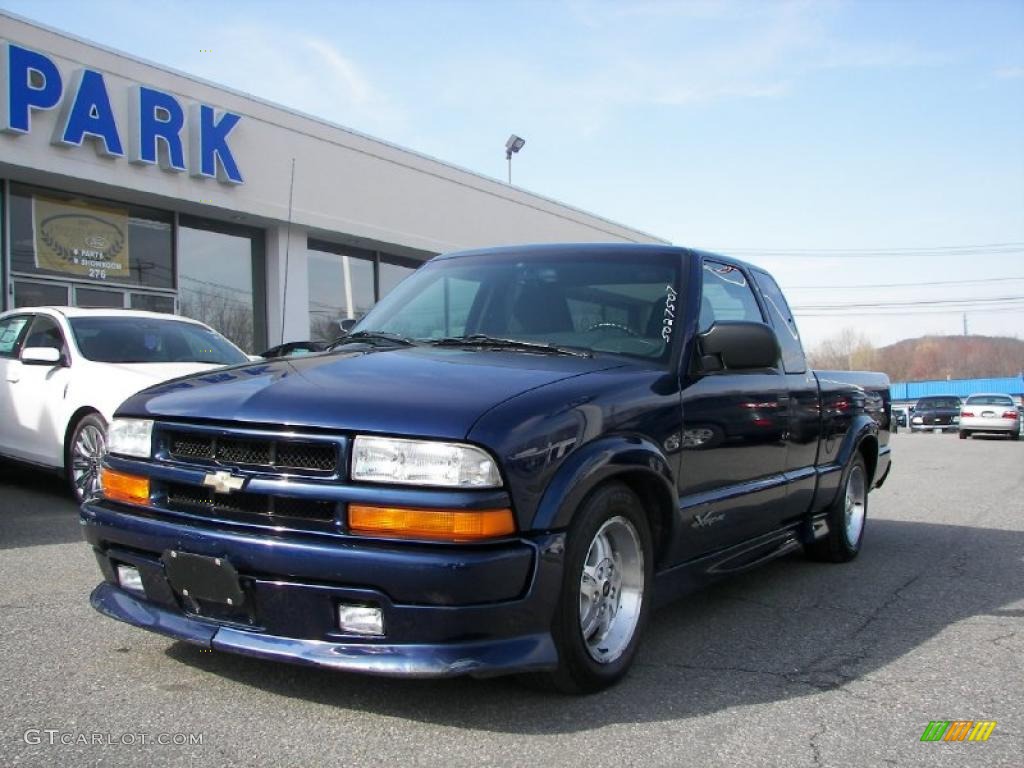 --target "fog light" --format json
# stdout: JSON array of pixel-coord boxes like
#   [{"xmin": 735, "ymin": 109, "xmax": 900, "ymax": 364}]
[
  {"xmin": 338, "ymin": 603, "xmax": 384, "ymax": 636},
  {"xmin": 116, "ymin": 564, "xmax": 144, "ymax": 595}
]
